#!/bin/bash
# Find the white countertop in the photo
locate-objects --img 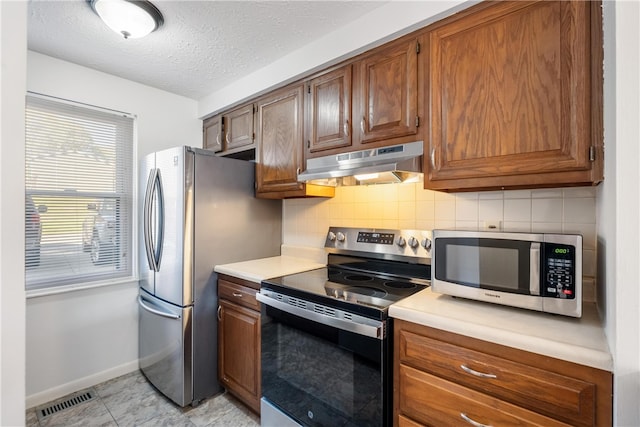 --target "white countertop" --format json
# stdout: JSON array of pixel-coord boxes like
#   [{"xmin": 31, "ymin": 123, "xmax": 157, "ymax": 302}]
[
  {"xmin": 214, "ymin": 245, "xmax": 326, "ymax": 283},
  {"xmin": 390, "ymin": 288, "xmax": 613, "ymax": 371}
]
